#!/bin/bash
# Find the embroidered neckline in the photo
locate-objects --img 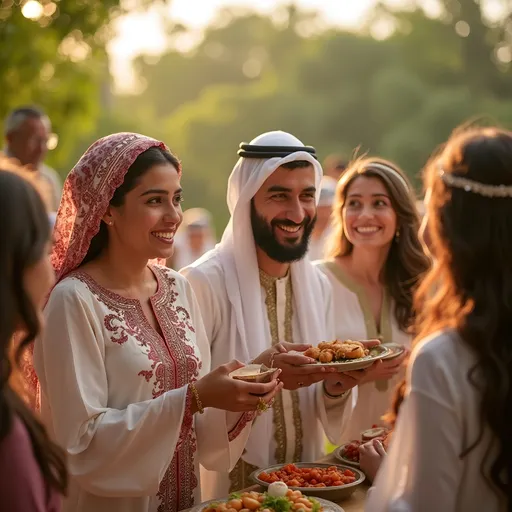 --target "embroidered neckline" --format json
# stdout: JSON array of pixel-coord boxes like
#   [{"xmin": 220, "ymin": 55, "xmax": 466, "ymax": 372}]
[
  {"xmin": 323, "ymin": 260, "xmax": 392, "ymax": 342},
  {"xmin": 258, "ymin": 268, "xmax": 290, "ymax": 287},
  {"xmin": 69, "ymin": 264, "xmax": 164, "ymax": 307}
]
